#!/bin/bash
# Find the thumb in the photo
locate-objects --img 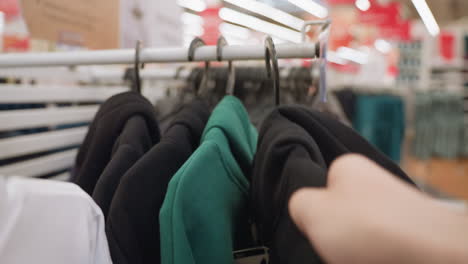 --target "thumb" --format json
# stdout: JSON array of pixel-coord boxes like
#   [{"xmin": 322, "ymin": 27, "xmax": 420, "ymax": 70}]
[
  {"xmin": 328, "ymin": 154, "xmax": 413, "ymax": 196},
  {"xmin": 288, "ymin": 188, "xmax": 330, "ymax": 237}
]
